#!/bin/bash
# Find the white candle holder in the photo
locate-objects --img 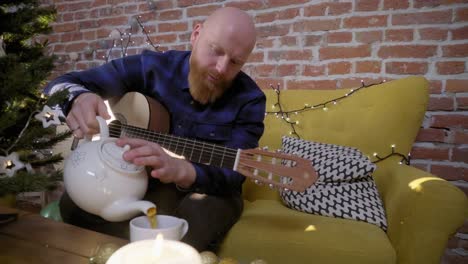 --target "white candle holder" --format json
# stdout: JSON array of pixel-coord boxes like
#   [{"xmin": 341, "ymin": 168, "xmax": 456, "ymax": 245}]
[{"xmin": 106, "ymin": 235, "xmax": 202, "ymax": 264}]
